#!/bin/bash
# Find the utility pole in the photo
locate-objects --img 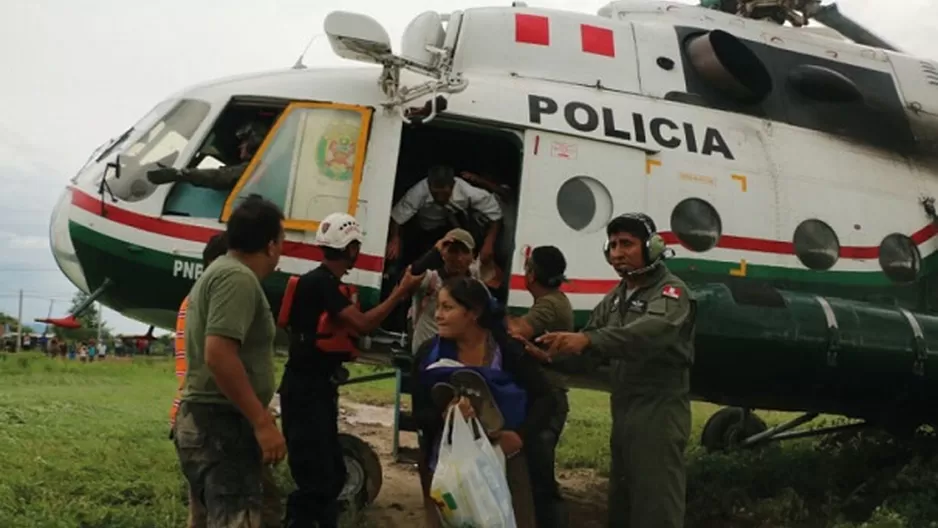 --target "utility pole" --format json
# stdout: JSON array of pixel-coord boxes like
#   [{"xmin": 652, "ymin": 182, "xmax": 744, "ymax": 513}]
[
  {"xmin": 96, "ymin": 302, "xmax": 103, "ymax": 344},
  {"xmin": 16, "ymin": 289, "xmax": 23, "ymax": 353}
]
